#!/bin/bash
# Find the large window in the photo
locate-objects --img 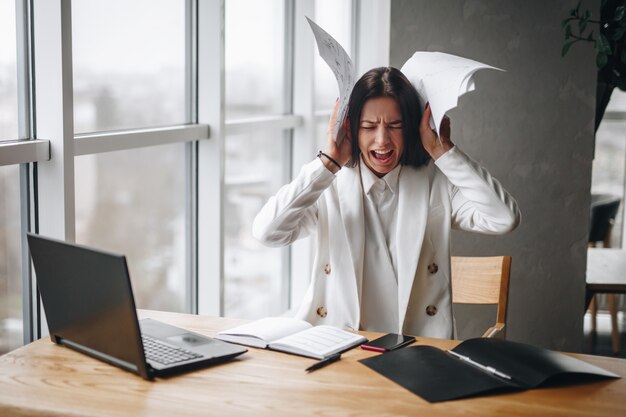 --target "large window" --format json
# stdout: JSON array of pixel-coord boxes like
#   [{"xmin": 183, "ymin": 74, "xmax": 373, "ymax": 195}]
[
  {"xmin": 71, "ymin": 0, "xmax": 189, "ymax": 313},
  {"xmin": 0, "ymin": 0, "xmax": 23, "ymax": 355},
  {"xmin": 225, "ymin": 0, "xmax": 285, "ymax": 119},
  {"xmin": 0, "ymin": 166, "xmax": 23, "ymax": 354},
  {"xmin": 0, "ymin": 0, "xmax": 19, "ymax": 140},
  {"xmin": 72, "ymin": 0, "xmax": 187, "ymax": 133},
  {"xmin": 223, "ymin": 131, "xmax": 286, "ymax": 318},
  {"xmin": 224, "ymin": 0, "xmax": 288, "ymax": 318},
  {"xmin": 1, "ymin": 0, "xmax": 370, "ymax": 354},
  {"xmin": 75, "ymin": 144, "xmax": 187, "ymax": 312}
]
